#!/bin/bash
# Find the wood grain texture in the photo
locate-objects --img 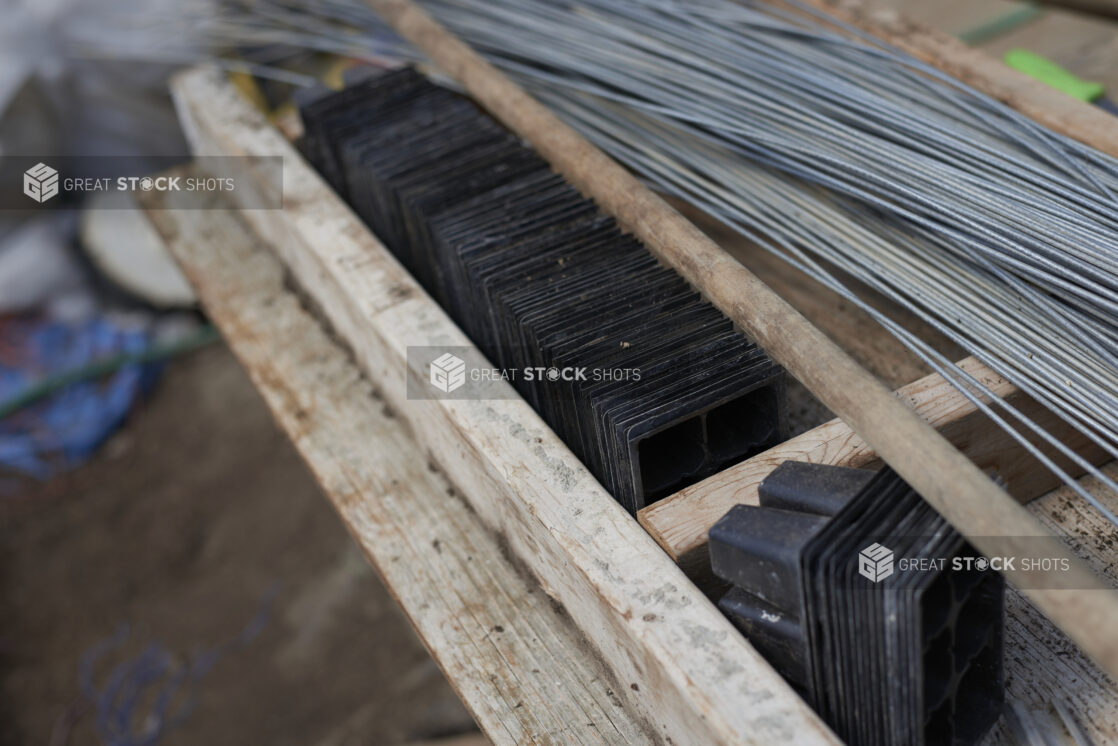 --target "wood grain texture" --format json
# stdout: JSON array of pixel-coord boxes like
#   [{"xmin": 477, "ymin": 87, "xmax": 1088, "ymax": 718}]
[
  {"xmin": 359, "ymin": 0, "xmax": 1118, "ymax": 680},
  {"xmin": 170, "ymin": 68, "xmax": 839, "ymax": 746},
  {"xmin": 640, "ymin": 357, "xmax": 1107, "ymax": 573},
  {"xmin": 988, "ymin": 464, "xmax": 1118, "ymax": 744},
  {"xmin": 142, "ymin": 182, "xmax": 649, "ymax": 745}
]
